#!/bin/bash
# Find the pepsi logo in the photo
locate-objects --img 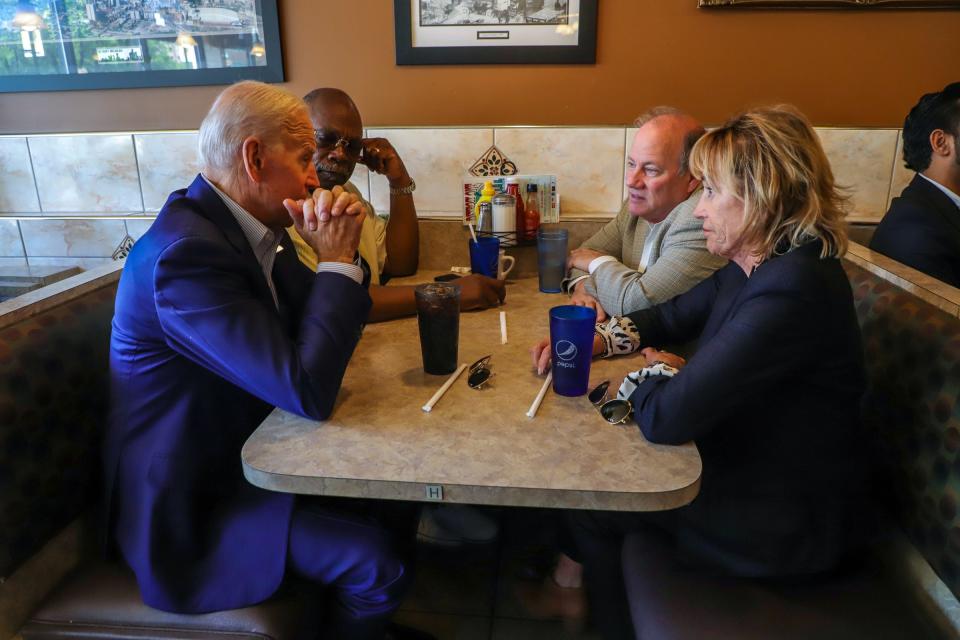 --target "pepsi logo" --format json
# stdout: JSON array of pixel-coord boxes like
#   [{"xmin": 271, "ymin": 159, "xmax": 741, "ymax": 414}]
[{"xmin": 555, "ymin": 340, "xmax": 578, "ymax": 361}]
